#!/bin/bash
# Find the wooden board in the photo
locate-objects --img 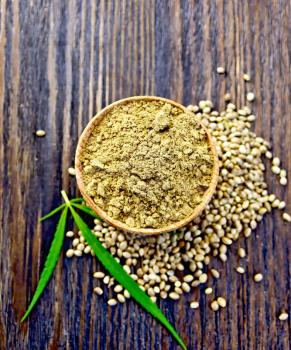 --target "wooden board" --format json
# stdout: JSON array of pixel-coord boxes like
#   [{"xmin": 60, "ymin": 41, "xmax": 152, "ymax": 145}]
[{"xmin": 0, "ymin": 1, "xmax": 290, "ymax": 349}]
